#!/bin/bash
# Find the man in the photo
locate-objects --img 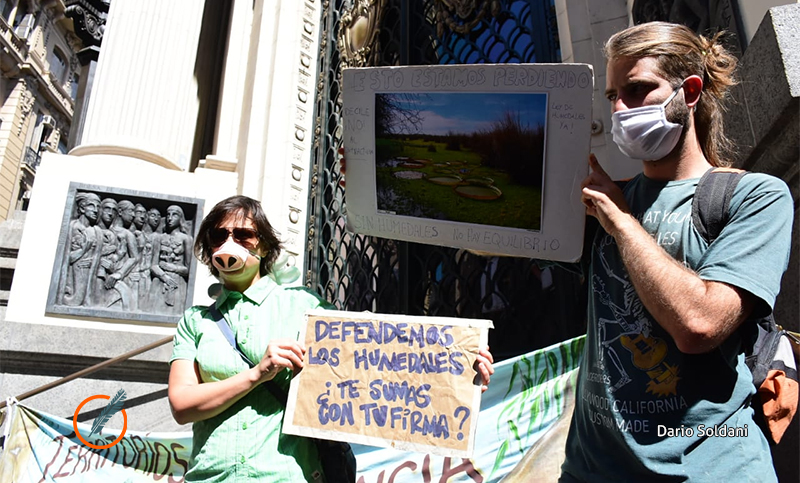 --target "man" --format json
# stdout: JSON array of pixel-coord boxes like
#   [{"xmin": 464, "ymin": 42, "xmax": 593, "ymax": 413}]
[
  {"xmin": 560, "ymin": 22, "xmax": 793, "ymax": 481},
  {"xmin": 132, "ymin": 203, "xmax": 152, "ymax": 307},
  {"xmin": 61, "ymin": 192, "xmax": 101, "ymax": 306},
  {"xmin": 133, "ymin": 203, "xmax": 148, "ymax": 233},
  {"xmin": 147, "ymin": 207, "xmax": 162, "ymax": 234},
  {"xmin": 112, "ymin": 199, "xmax": 143, "ymax": 310},
  {"xmin": 91, "ymin": 198, "xmax": 138, "ymax": 309}
]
